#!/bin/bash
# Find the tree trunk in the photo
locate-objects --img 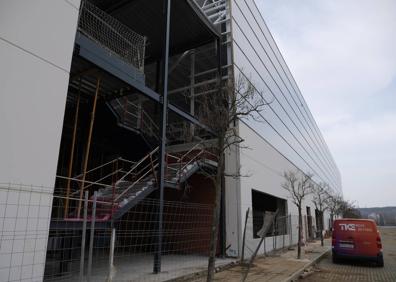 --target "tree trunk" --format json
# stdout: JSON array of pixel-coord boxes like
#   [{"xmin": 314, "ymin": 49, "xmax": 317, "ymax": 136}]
[
  {"xmin": 320, "ymin": 211, "xmax": 324, "ymax": 247},
  {"xmin": 207, "ymin": 137, "xmax": 225, "ymax": 282},
  {"xmin": 297, "ymin": 206, "xmax": 302, "ymax": 259}
]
